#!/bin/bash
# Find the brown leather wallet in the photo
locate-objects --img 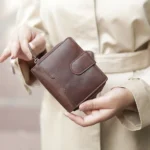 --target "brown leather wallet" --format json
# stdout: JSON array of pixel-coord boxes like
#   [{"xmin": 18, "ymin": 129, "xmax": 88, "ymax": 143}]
[{"xmin": 31, "ymin": 37, "xmax": 108, "ymax": 112}]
